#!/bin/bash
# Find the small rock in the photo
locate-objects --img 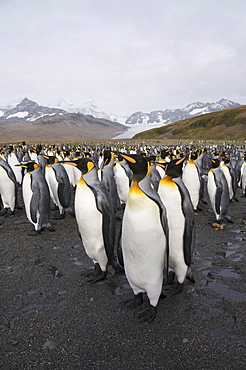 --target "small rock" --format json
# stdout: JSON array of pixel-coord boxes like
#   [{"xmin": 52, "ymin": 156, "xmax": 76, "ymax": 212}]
[{"xmin": 43, "ymin": 338, "xmax": 57, "ymax": 350}]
